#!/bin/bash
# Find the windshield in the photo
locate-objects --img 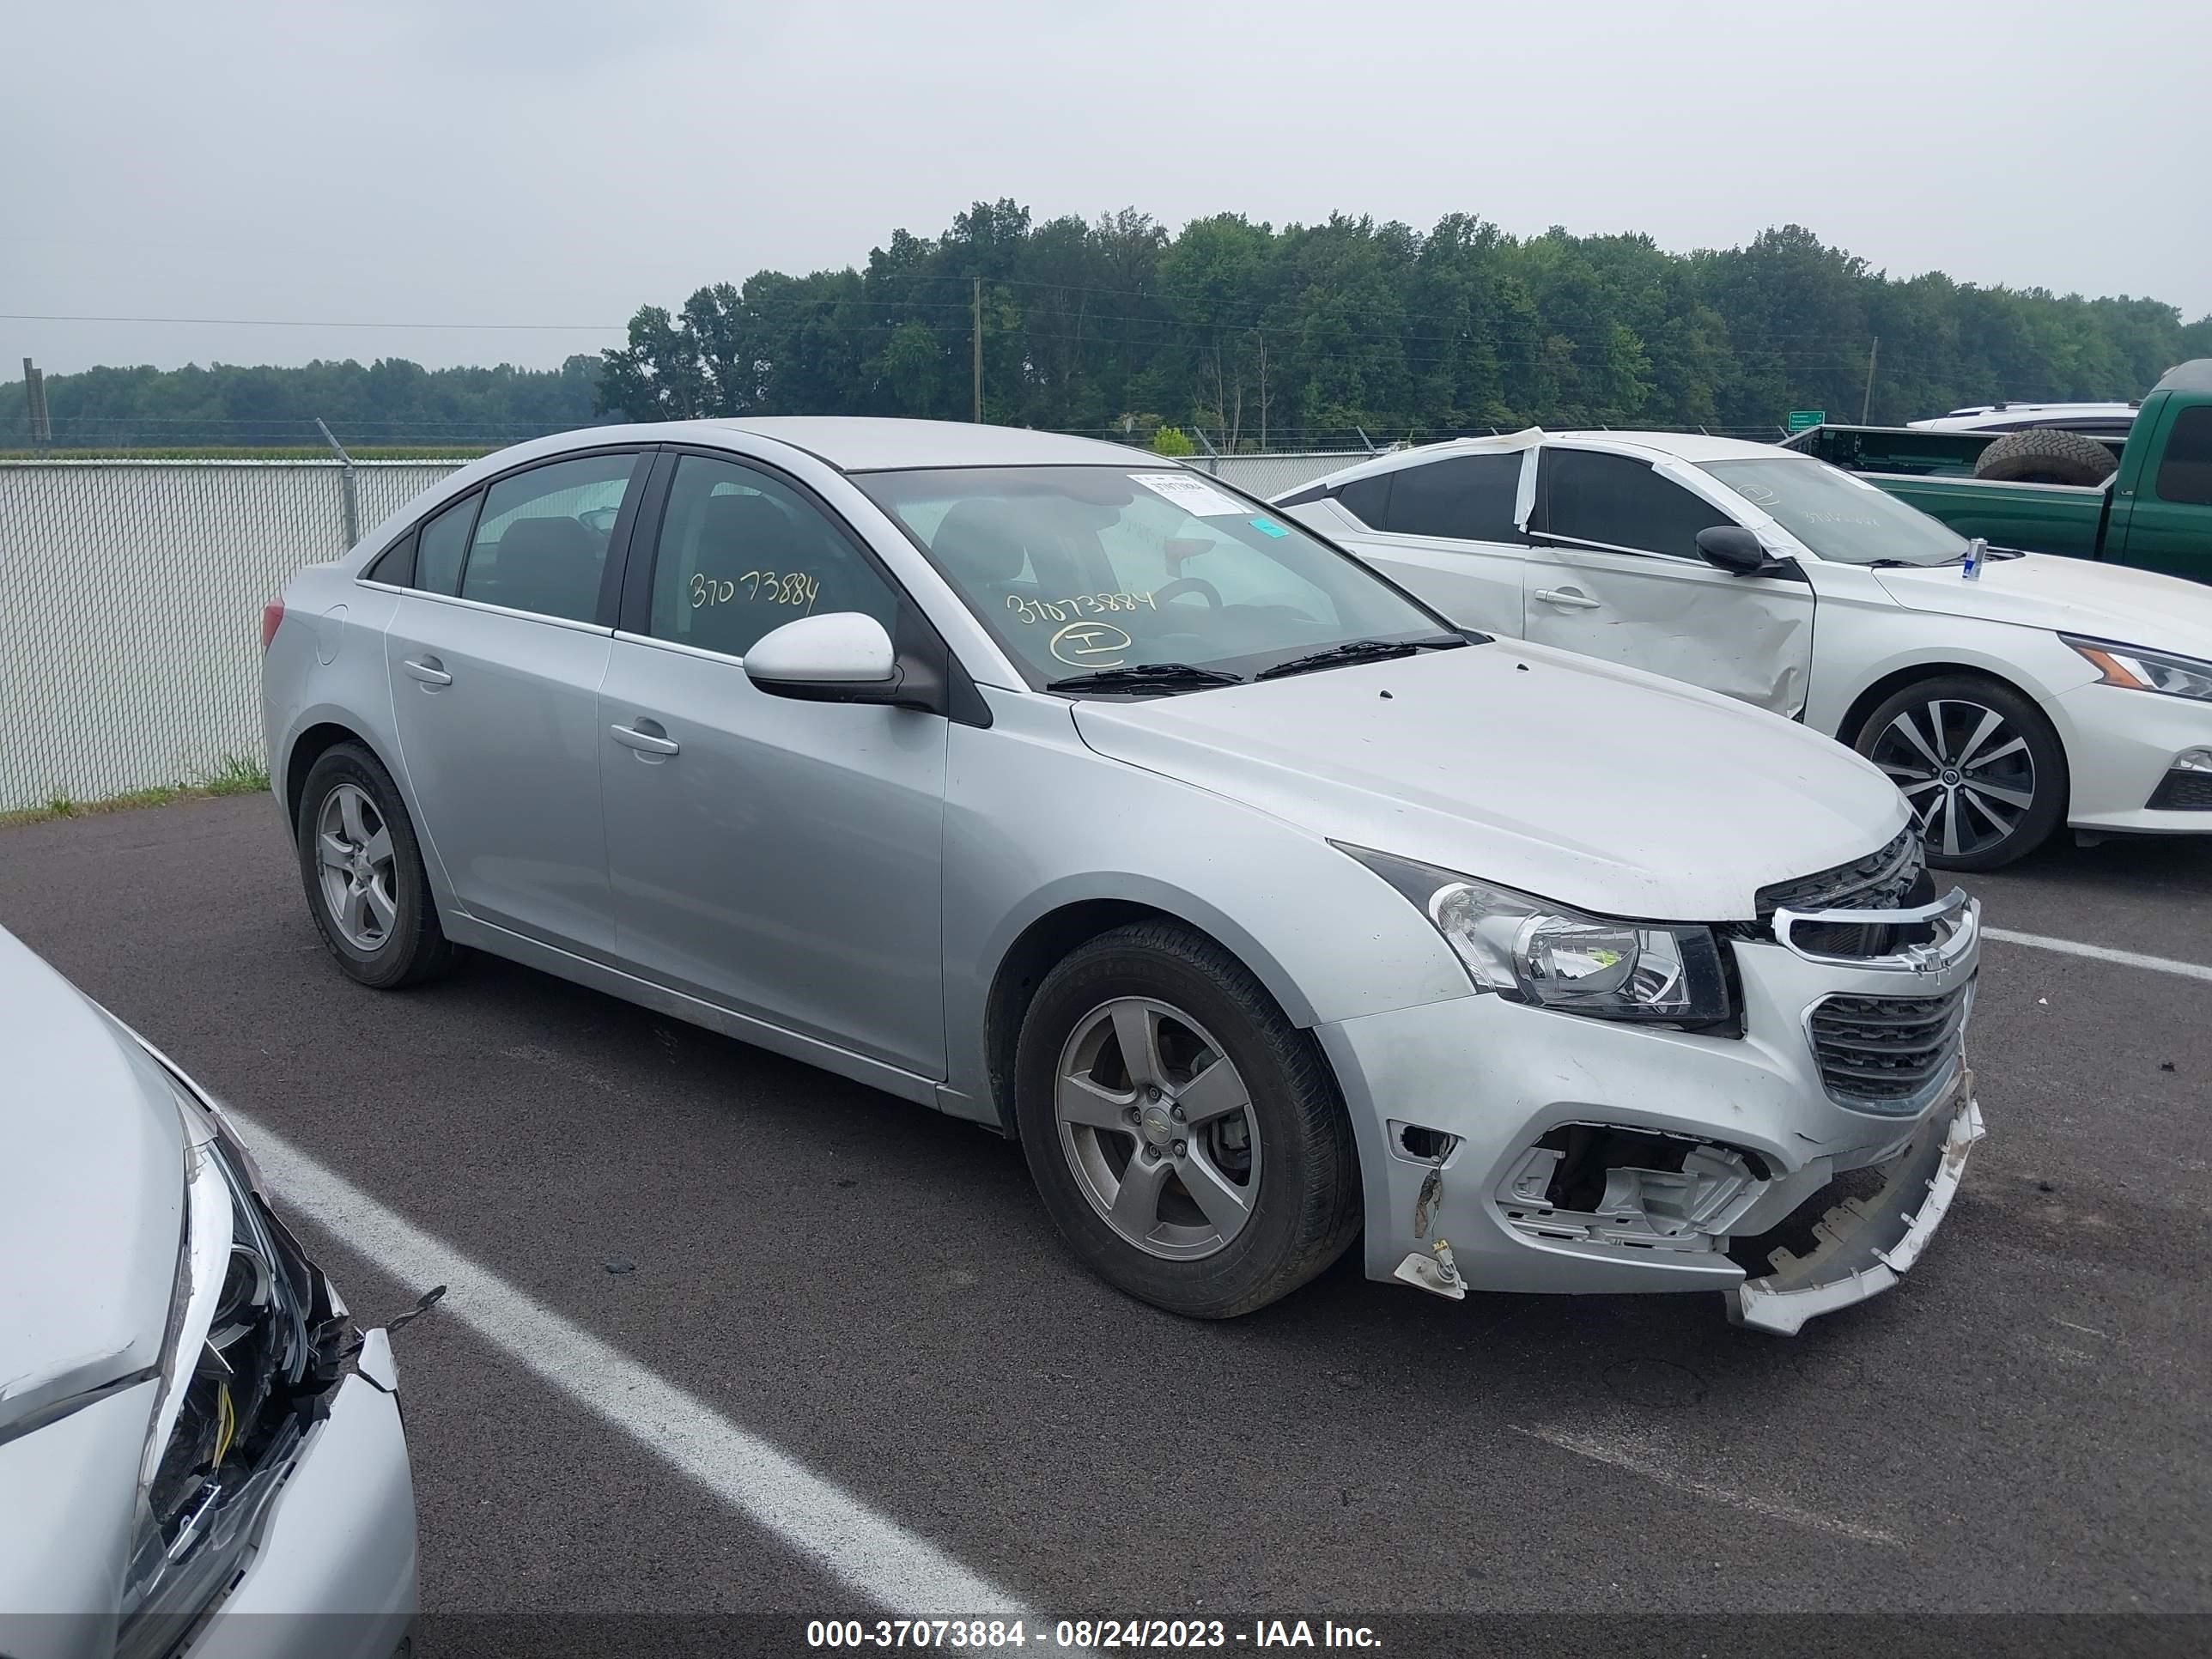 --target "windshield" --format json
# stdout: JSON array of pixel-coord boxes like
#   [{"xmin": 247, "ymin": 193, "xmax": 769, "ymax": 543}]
[
  {"xmin": 1698, "ymin": 456, "xmax": 1972, "ymax": 567},
  {"xmin": 856, "ymin": 465, "xmax": 1460, "ymax": 688}
]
